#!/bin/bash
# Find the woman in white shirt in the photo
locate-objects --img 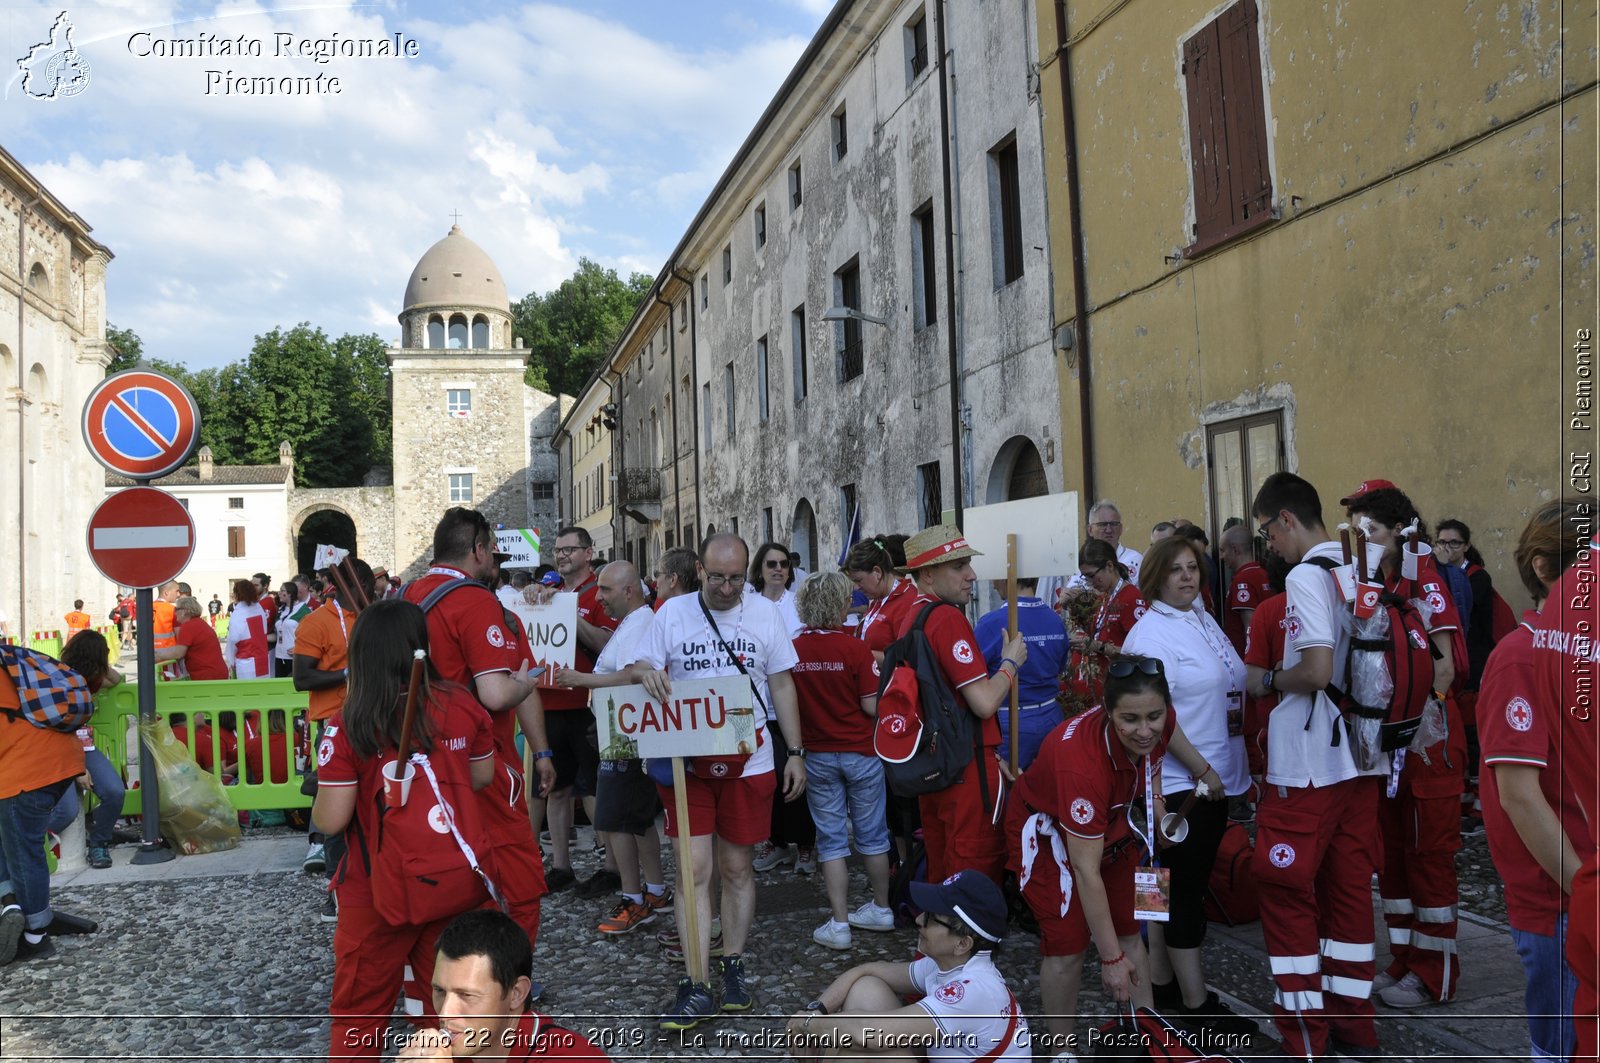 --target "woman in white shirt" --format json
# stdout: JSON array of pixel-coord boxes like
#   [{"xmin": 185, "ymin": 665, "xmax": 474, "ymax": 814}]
[
  {"xmin": 748, "ymin": 540, "xmax": 814, "ymax": 874},
  {"xmin": 1121, "ymin": 536, "xmax": 1252, "ymax": 1036}
]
